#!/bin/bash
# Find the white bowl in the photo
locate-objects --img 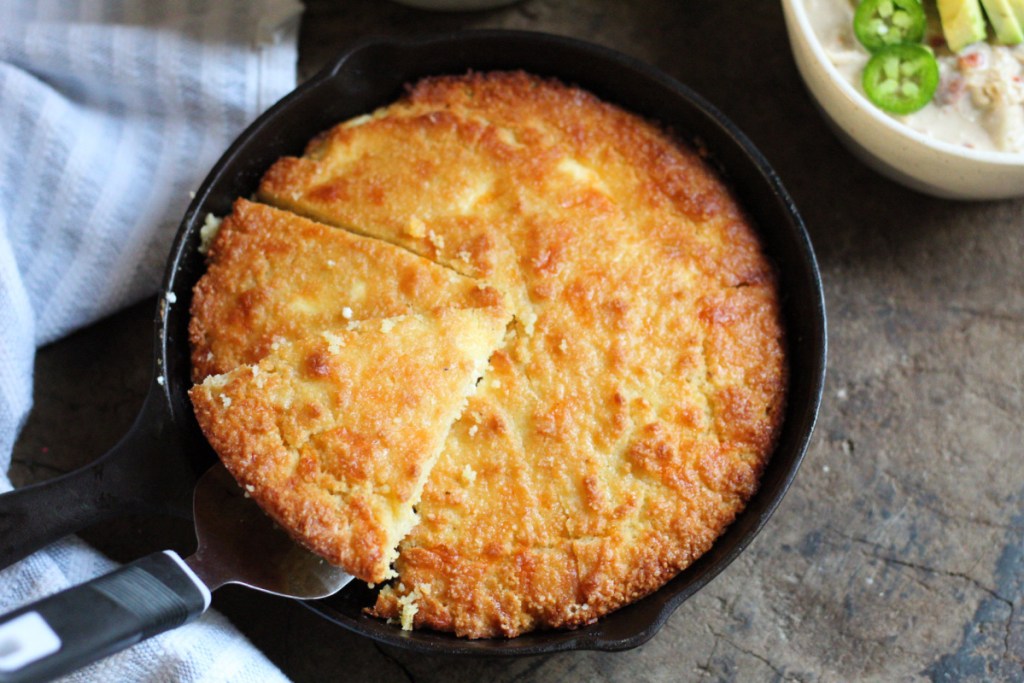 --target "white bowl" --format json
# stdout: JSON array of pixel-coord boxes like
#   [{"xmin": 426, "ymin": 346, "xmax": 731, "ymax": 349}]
[{"xmin": 781, "ymin": 0, "xmax": 1024, "ymax": 200}]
